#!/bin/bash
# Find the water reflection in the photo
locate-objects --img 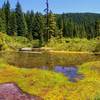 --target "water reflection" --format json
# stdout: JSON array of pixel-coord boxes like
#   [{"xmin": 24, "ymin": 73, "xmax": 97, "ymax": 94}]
[
  {"xmin": 0, "ymin": 51, "xmax": 99, "ymax": 82},
  {"xmin": 55, "ymin": 66, "xmax": 83, "ymax": 82},
  {"xmin": 0, "ymin": 51, "xmax": 99, "ymax": 68}
]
